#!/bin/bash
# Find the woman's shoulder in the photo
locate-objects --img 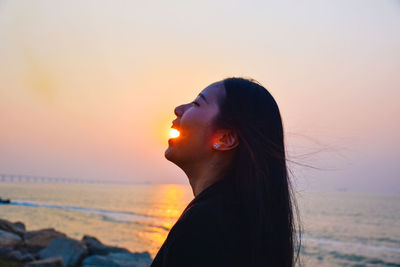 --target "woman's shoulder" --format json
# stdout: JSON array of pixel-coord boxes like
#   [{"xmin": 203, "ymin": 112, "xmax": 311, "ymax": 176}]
[
  {"xmin": 152, "ymin": 182, "xmax": 247, "ymax": 267},
  {"xmin": 173, "ymin": 190, "xmax": 243, "ymax": 241},
  {"xmin": 182, "ymin": 179, "xmax": 240, "ymax": 220},
  {"xmin": 161, "ymin": 192, "xmax": 247, "ymax": 267},
  {"xmin": 176, "ymin": 194, "xmax": 224, "ymax": 230}
]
